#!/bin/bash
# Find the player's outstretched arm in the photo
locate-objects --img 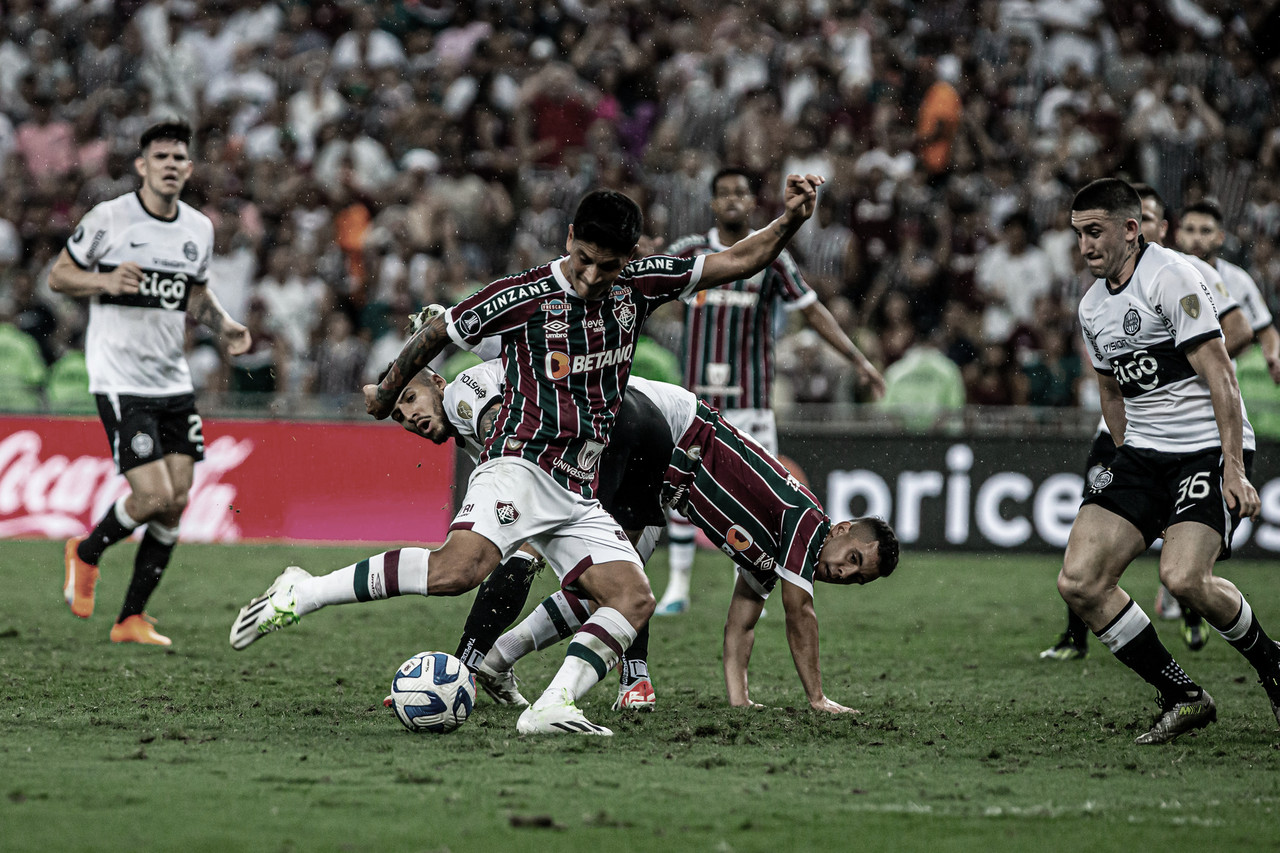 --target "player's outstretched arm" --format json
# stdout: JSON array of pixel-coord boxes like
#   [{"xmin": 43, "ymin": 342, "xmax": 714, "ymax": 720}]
[
  {"xmin": 48, "ymin": 249, "xmax": 142, "ymax": 298},
  {"xmin": 1187, "ymin": 337, "xmax": 1260, "ymax": 519},
  {"xmin": 697, "ymin": 174, "xmax": 824, "ymax": 292},
  {"xmin": 800, "ymin": 300, "xmax": 886, "ymax": 400},
  {"xmin": 1257, "ymin": 324, "xmax": 1280, "ymax": 384},
  {"xmin": 188, "ymin": 283, "xmax": 251, "ymax": 356},
  {"xmin": 724, "ymin": 576, "xmax": 765, "ymax": 708},
  {"xmin": 365, "ymin": 312, "xmax": 450, "ymax": 419},
  {"xmin": 781, "ymin": 580, "xmax": 856, "ymax": 714}
]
